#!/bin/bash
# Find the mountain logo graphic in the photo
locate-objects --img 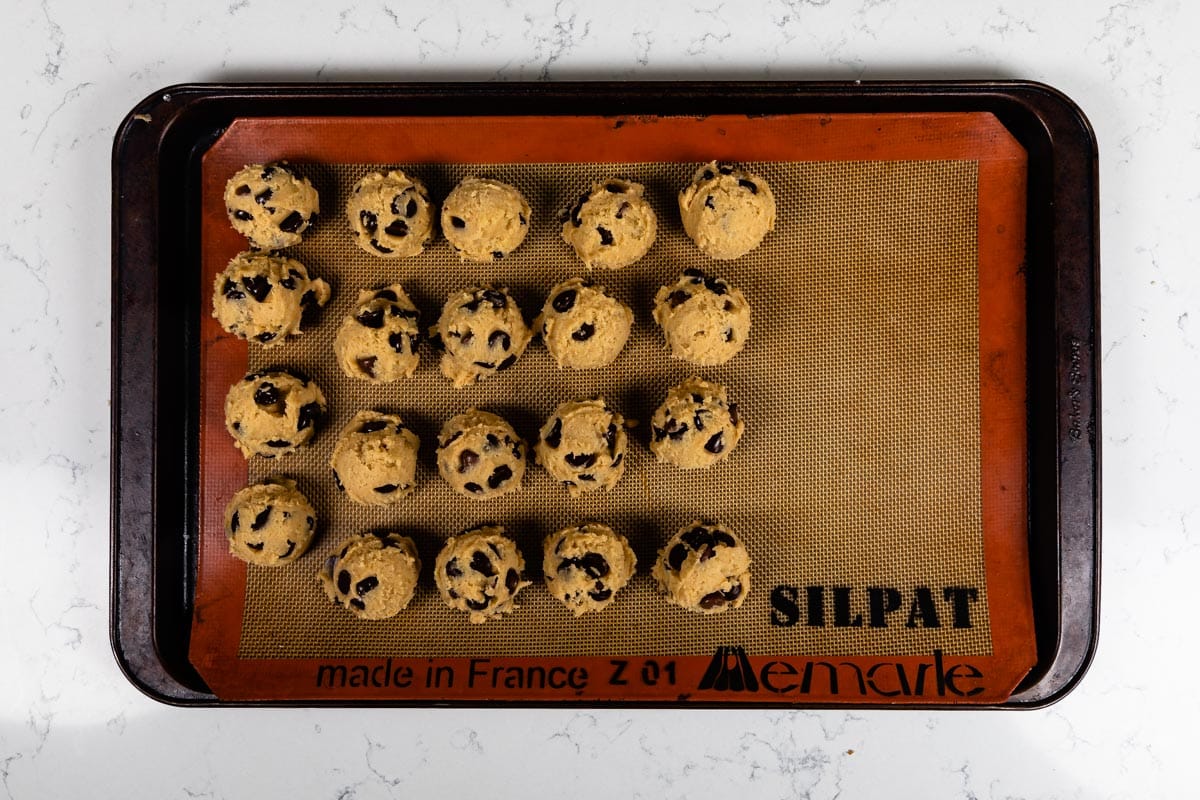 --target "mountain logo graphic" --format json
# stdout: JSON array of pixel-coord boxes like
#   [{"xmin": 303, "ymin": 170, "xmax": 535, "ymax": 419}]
[{"xmin": 697, "ymin": 646, "xmax": 759, "ymax": 692}]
